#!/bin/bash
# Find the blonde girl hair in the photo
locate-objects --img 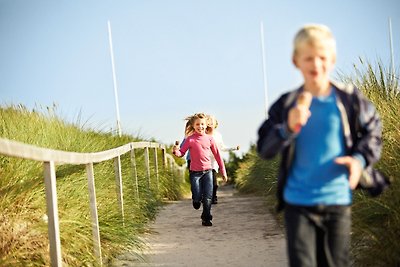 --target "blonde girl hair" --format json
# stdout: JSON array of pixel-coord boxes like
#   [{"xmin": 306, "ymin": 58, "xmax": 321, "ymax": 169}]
[
  {"xmin": 184, "ymin": 113, "xmax": 207, "ymax": 136},
  {"xmin": 206, "ymin": 114, "xmax": 218, "ymax": 133},
  {"xmin": 293, "ymin": 24, "xmax": 336, "ymax": 60}
]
